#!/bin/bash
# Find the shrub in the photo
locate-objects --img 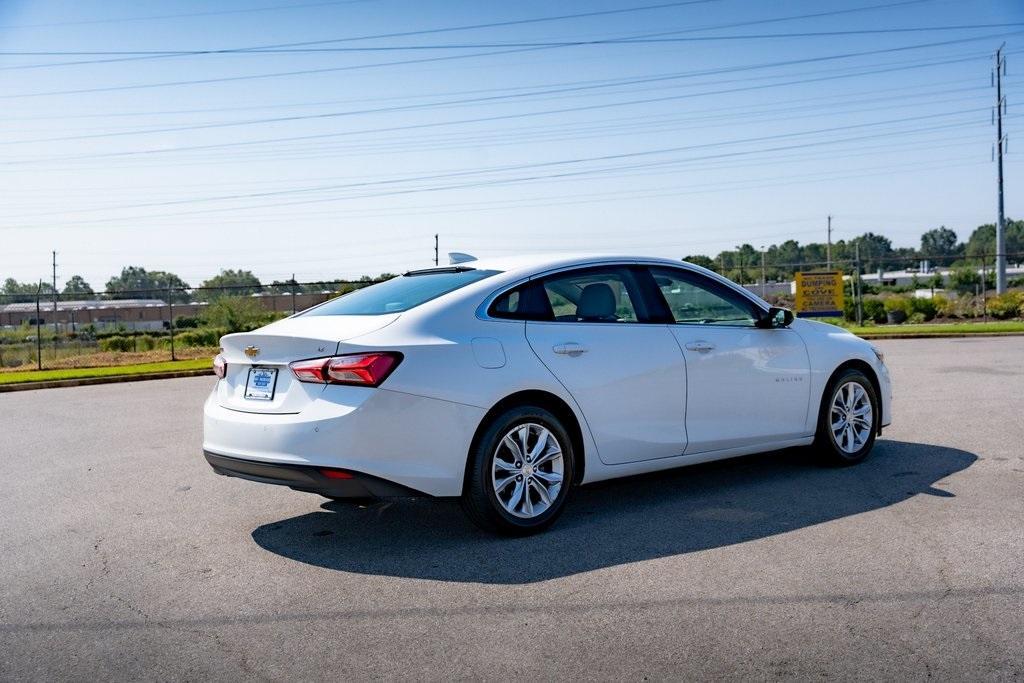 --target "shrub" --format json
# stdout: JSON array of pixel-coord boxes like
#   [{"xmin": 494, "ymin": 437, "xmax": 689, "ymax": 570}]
[
  {"xmin": 99, "ymin": 335, "xmax": 133, "ymax": 352},
  {"xmin": 883, "ymin": 296, "xmax": 911, "ymax": 314},
  {"xmin": 987, "ymin": 291, "xmax": 1024, "ymax": 319},
  {"xmin": 908, "ymin": 297, "xmax": 937, "ymax": 321},
  {"xmin": 201, "ymin": 297, "xmax": 276, "ymax": 333},
  {"xmin": 173, "ymin": 327, "xmax": 227, "ymax": 348},
  {"xmin": 949, "ymin": 266, "xmax": 981, "ymax": 293},
  {"xmin": 907, "ymin": 312, "xmax": 927, "ymax": 324},
  {"xmin": 137, "ymin": 335, "xmax": 156, "ymax": 351},
  {"xmin": 862, "ymin": 298, "xmax": 886, "ymax": 324}
]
